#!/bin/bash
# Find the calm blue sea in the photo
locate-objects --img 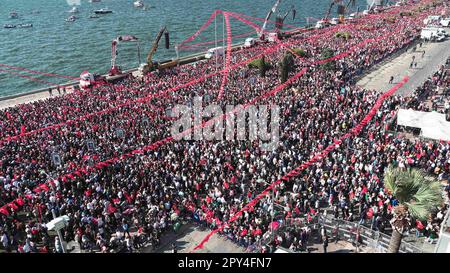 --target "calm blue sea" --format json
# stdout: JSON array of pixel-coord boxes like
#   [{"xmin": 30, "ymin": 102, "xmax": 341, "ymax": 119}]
[{"xmin": 0, "ymin": 0, "xmax": 367, "ymax": 96}]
